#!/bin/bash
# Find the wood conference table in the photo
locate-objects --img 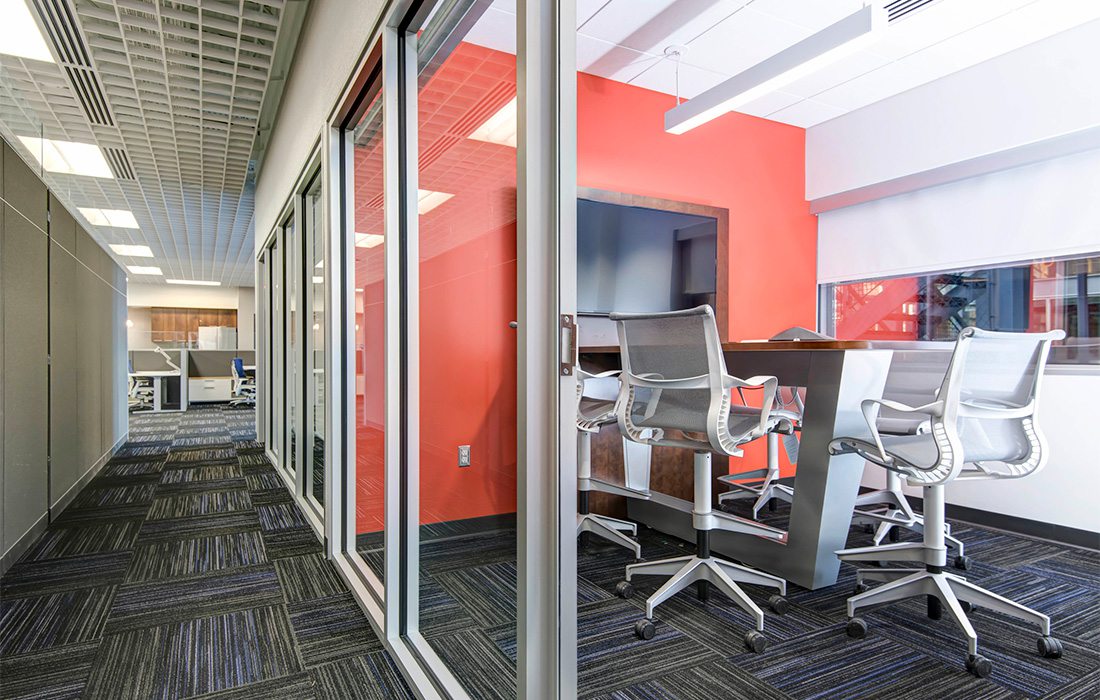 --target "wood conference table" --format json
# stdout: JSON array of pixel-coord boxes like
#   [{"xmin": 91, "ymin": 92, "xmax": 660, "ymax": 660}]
[{"xmin": 579, "ymin": 340, "xmax": 892, "ymax": 590}]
